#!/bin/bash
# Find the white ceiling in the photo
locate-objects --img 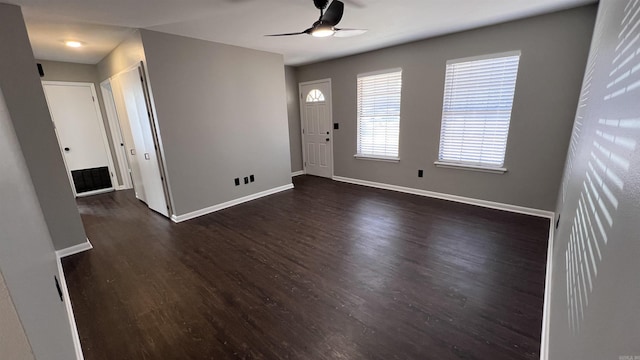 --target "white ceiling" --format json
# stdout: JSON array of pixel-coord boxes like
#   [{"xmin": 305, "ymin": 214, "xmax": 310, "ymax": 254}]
[{"xmin": 13, "ymin": 0, "xmax": 596, "ymax": 66}]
